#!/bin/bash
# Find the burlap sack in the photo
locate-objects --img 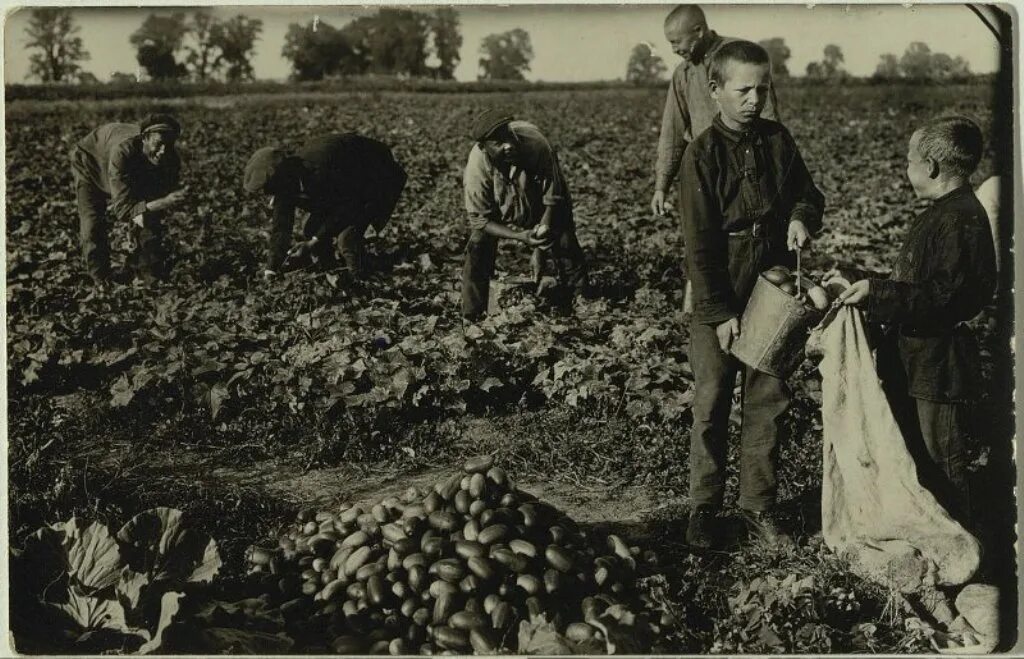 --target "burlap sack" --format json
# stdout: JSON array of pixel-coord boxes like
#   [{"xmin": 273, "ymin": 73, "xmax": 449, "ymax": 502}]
[{"xmin": 817, "ymin": 307, "xmax": 980, "ymax": 591}]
